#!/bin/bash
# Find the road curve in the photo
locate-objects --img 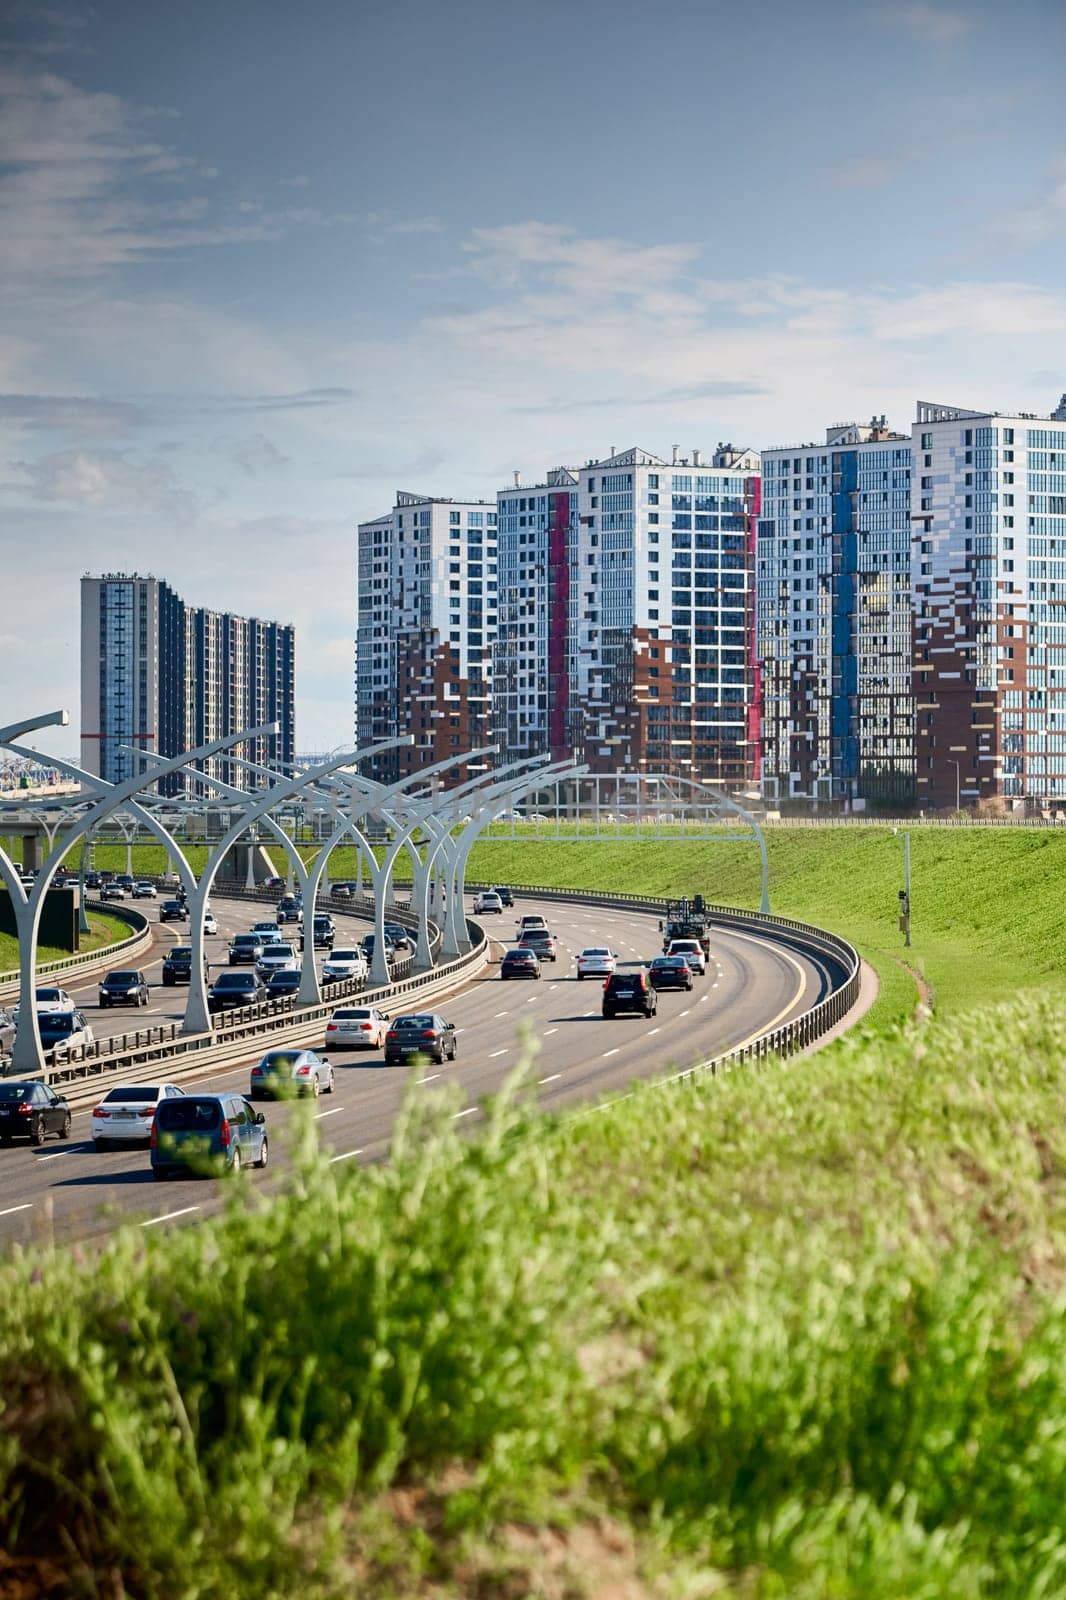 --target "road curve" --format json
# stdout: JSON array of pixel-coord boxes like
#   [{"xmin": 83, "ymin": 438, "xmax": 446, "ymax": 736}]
[{"xmin": 0, "ymin": 894, "xmax": 842, "ymax": 1250}]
